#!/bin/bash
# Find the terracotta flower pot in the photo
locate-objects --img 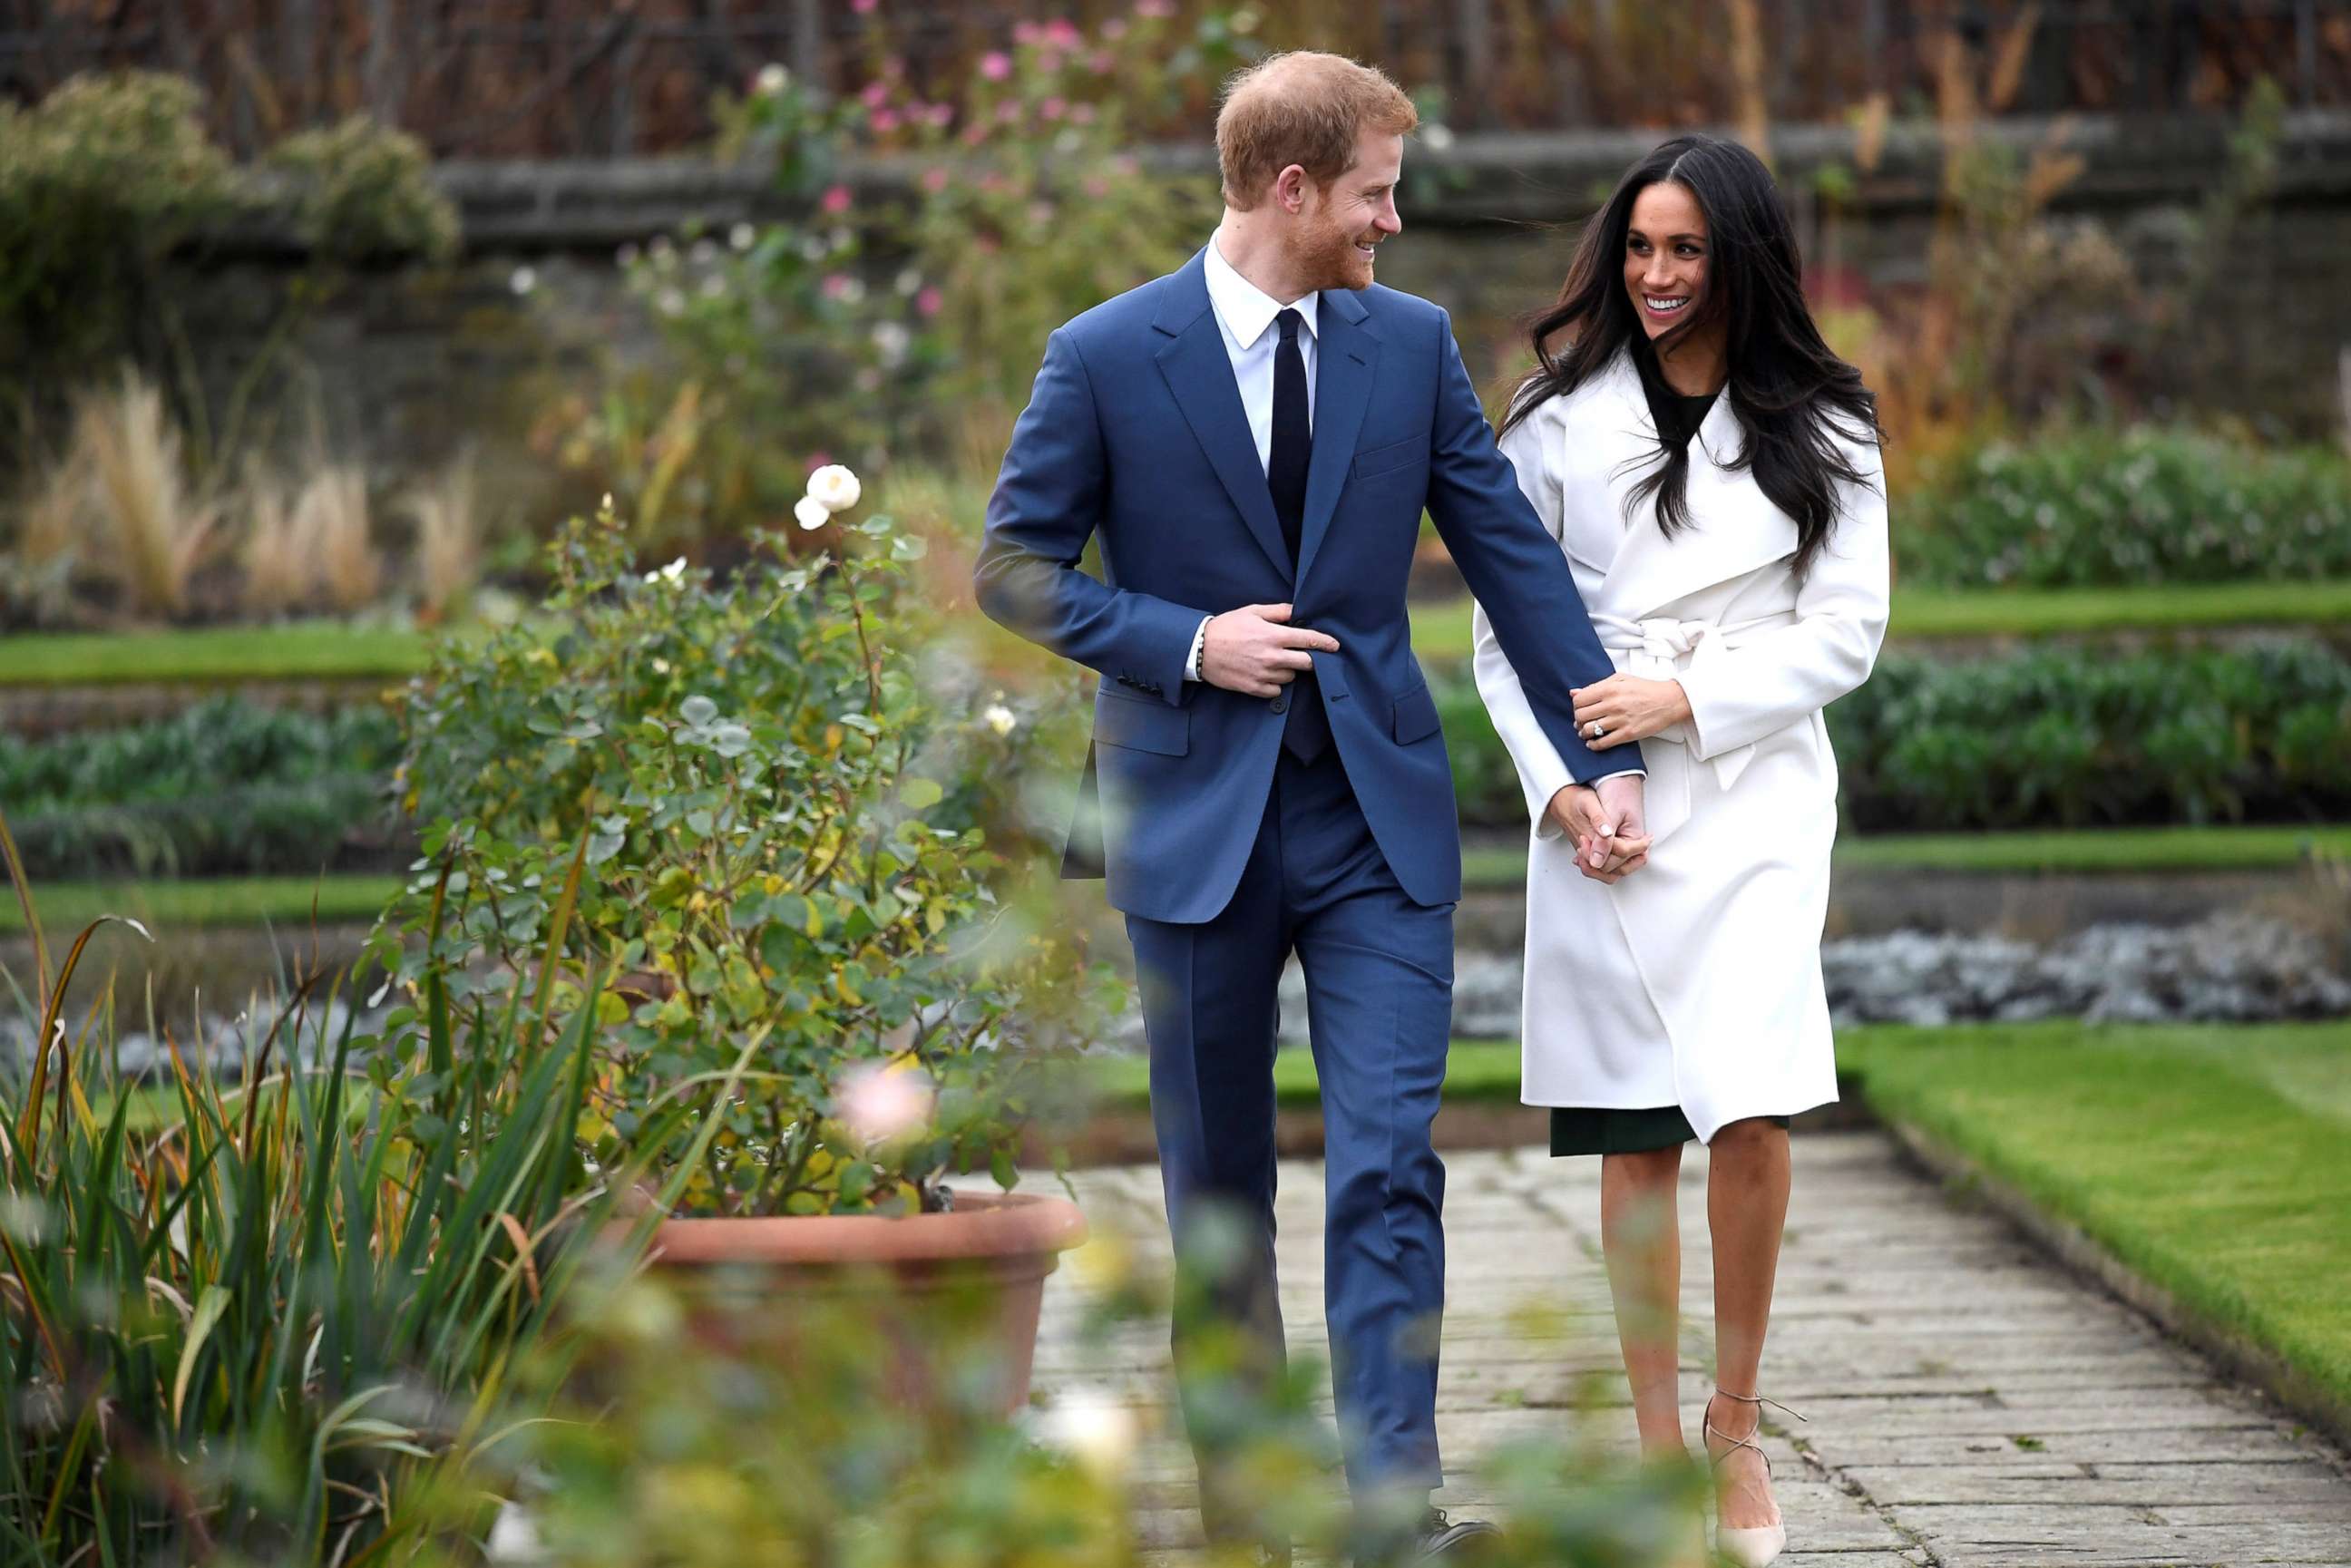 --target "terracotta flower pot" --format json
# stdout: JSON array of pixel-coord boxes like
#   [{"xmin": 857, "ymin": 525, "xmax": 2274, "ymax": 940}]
[{"xmin": 629, "ymin": 1189, "xmax": 1088, "ymax": 1416}]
